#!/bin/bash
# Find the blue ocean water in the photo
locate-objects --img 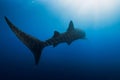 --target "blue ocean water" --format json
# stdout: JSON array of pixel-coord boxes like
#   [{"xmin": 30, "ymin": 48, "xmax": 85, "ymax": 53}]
[{"xmin": 0, "ymin": 0, "xmax": 120, "ymax": 80}]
